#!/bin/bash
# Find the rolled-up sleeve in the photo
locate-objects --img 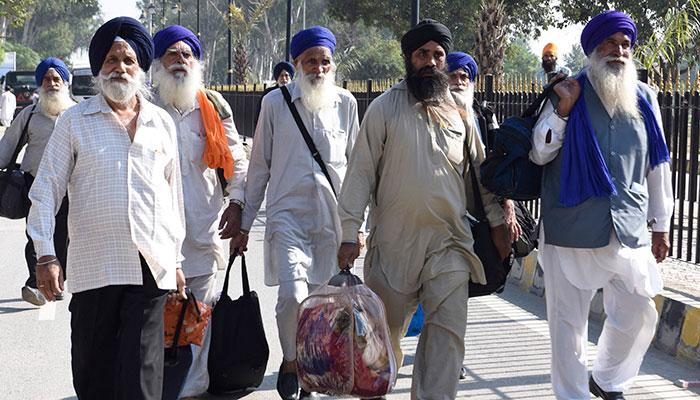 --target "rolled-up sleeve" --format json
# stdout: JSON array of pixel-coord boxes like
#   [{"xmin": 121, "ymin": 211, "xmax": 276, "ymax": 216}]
[
  {"xmin": 222, "ymin": 116, "xmax": 248, "ymax": 203},
  {"xmin": 530, "ymin": 101, "xmax": 568, "ymax": 166}
]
